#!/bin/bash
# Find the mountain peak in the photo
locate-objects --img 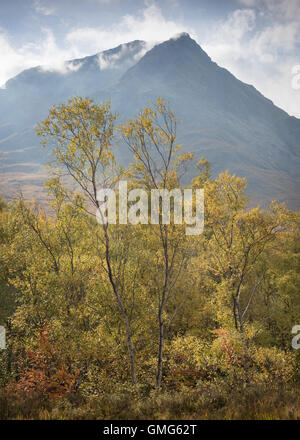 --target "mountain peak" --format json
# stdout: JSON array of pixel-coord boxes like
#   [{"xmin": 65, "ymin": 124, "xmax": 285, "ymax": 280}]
[
  {"xmin": 160, "ymin": 32, "xmax": 211, "ymax": 60},
  {"xmin": 119, "ymin": 30, "xmax": 211, "ymax": 85},
  {"xmin": 170, "ymin": 32, "xmax": 192, "ymax": 40}
]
